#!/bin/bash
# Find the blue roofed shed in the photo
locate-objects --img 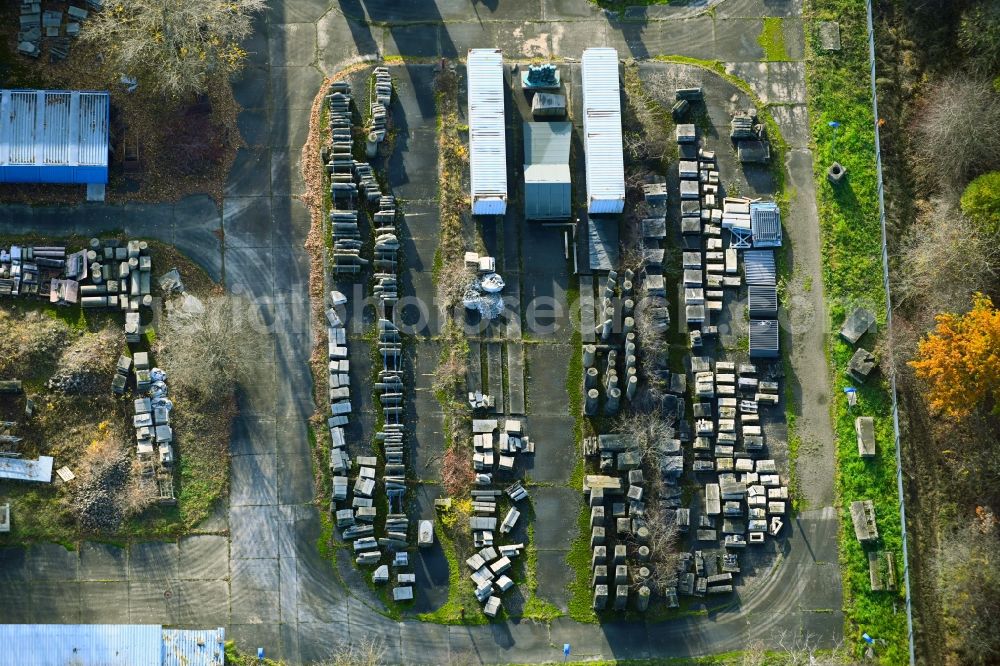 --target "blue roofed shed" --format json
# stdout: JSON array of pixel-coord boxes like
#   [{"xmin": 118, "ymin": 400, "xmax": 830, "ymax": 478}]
[
  {"xmin": 0, "ymin": 624, "xmax": 225, "ymax": 666},
  {"xmin": 750, "ymin": 201, "xmax": 782, "ymax": 247},
  {"xmin": 0, "ymin": 89, "xmax": 110, "ymax": 185}
]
